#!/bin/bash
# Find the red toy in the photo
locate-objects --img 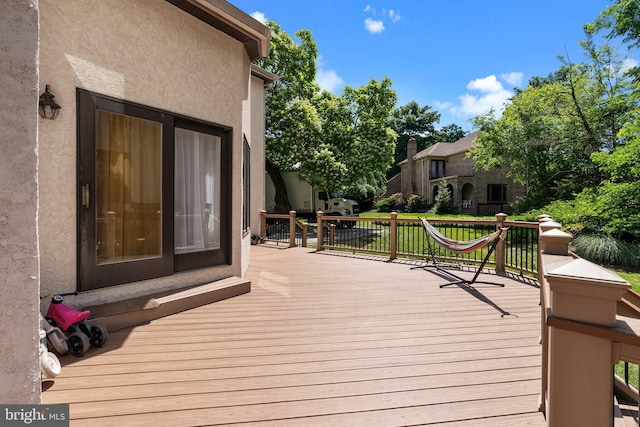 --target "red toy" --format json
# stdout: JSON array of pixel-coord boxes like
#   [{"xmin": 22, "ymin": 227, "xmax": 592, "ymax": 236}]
[{"xmin": 44, "ymin": 292, "xmax": 108, "ymax": 356}]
